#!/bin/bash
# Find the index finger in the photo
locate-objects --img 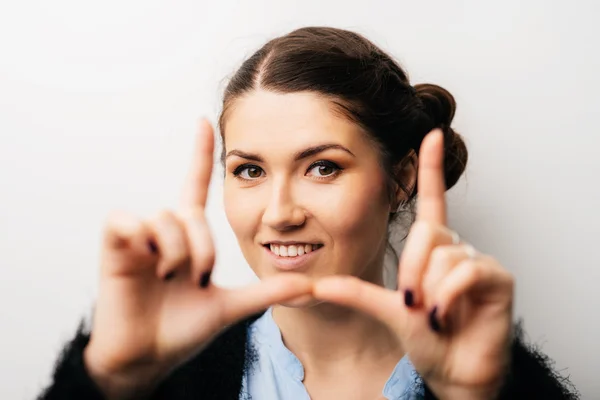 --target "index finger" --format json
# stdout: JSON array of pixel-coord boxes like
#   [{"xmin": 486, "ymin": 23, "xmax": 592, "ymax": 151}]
[
  {"xmin": 313, "ymin": 276, "xmax": 408, "ymax": 330},
  {"xmin": 416, "ymin": 129, "xmax": 447, "ymax": 225},
  {"xmin": 180, "ymin": 118, "xmax": 215, "ymax": 210}
]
